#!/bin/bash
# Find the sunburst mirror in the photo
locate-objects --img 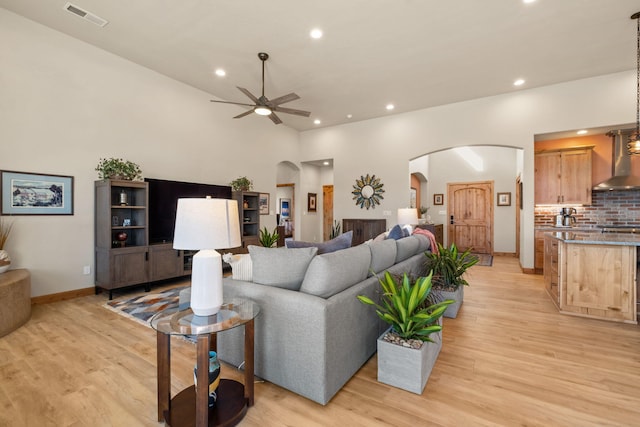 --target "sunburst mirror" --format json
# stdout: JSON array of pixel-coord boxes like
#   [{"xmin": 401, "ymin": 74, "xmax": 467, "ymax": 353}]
[{"xmin": 352, "ymin": 174, "xmax": 385, "ymax": 209}]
